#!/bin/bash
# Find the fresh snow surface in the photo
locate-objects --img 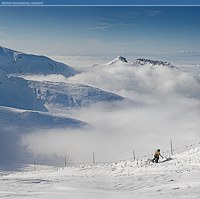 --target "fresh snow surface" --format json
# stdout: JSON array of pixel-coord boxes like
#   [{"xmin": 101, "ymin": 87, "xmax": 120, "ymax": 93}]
[
  {"xmin": 0, "ymin": 71, "xmax": 46, "ymax": 111},
  {"xmin": 1, "ymin": 147, "xmax": 200, "ymax": 199},
  {"xmin": 0, "ymin": 46, "xmax": 77, "ymax": 76},
  {"xmin": 28, "ymin": 80, "xmax": 124, "ymax": 109}
]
